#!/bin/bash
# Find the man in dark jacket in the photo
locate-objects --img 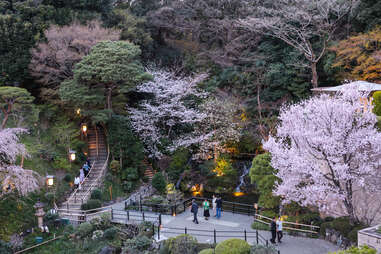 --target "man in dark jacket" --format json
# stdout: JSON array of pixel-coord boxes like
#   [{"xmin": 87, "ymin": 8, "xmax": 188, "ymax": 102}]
[
  {"xmin": 191, "ymin": 199, "xmax": 199, "ymax": 224},
  {"xmin": 270, "ymin": 217, "xmax": 277, "ymax": 244}
]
